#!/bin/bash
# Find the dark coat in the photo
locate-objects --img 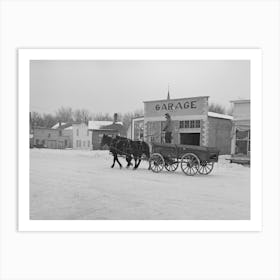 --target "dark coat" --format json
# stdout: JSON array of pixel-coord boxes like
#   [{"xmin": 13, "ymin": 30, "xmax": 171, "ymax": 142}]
[{"xmin": 163, "ymin": 117, "xmax": 172, "ymax": 133}]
